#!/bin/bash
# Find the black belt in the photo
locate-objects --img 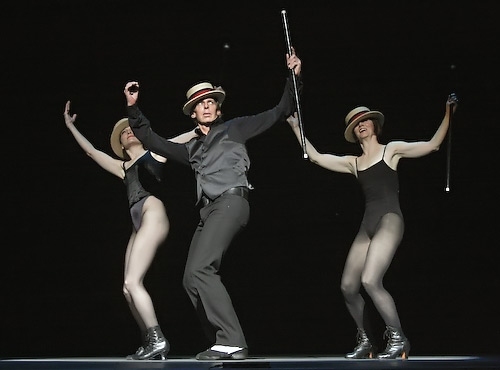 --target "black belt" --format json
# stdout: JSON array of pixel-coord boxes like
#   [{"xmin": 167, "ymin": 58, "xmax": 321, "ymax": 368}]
[{"xmin": 201, "ymin": 186, "xmax": 249, "ymax": 206}]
